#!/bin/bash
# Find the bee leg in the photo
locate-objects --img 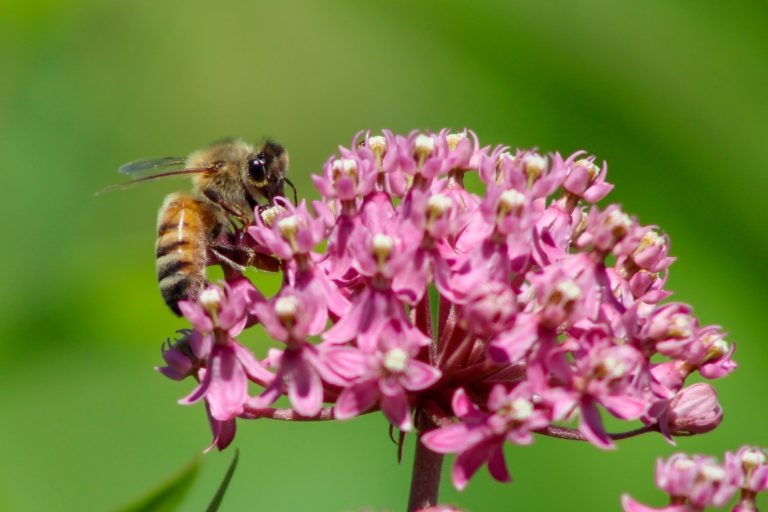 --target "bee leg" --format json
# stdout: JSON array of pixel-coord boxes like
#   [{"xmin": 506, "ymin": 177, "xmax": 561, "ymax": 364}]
[
  {"xmin": 202, "ymin": 188, "xmax": 251, "ymax": 226},
  {"xmin": 209, "ymin": 244, "xmax": 247, "ymax": 274},
  {"xmin": 209, "ymin": 243, "xmax": 280, "ymax": 273}
]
